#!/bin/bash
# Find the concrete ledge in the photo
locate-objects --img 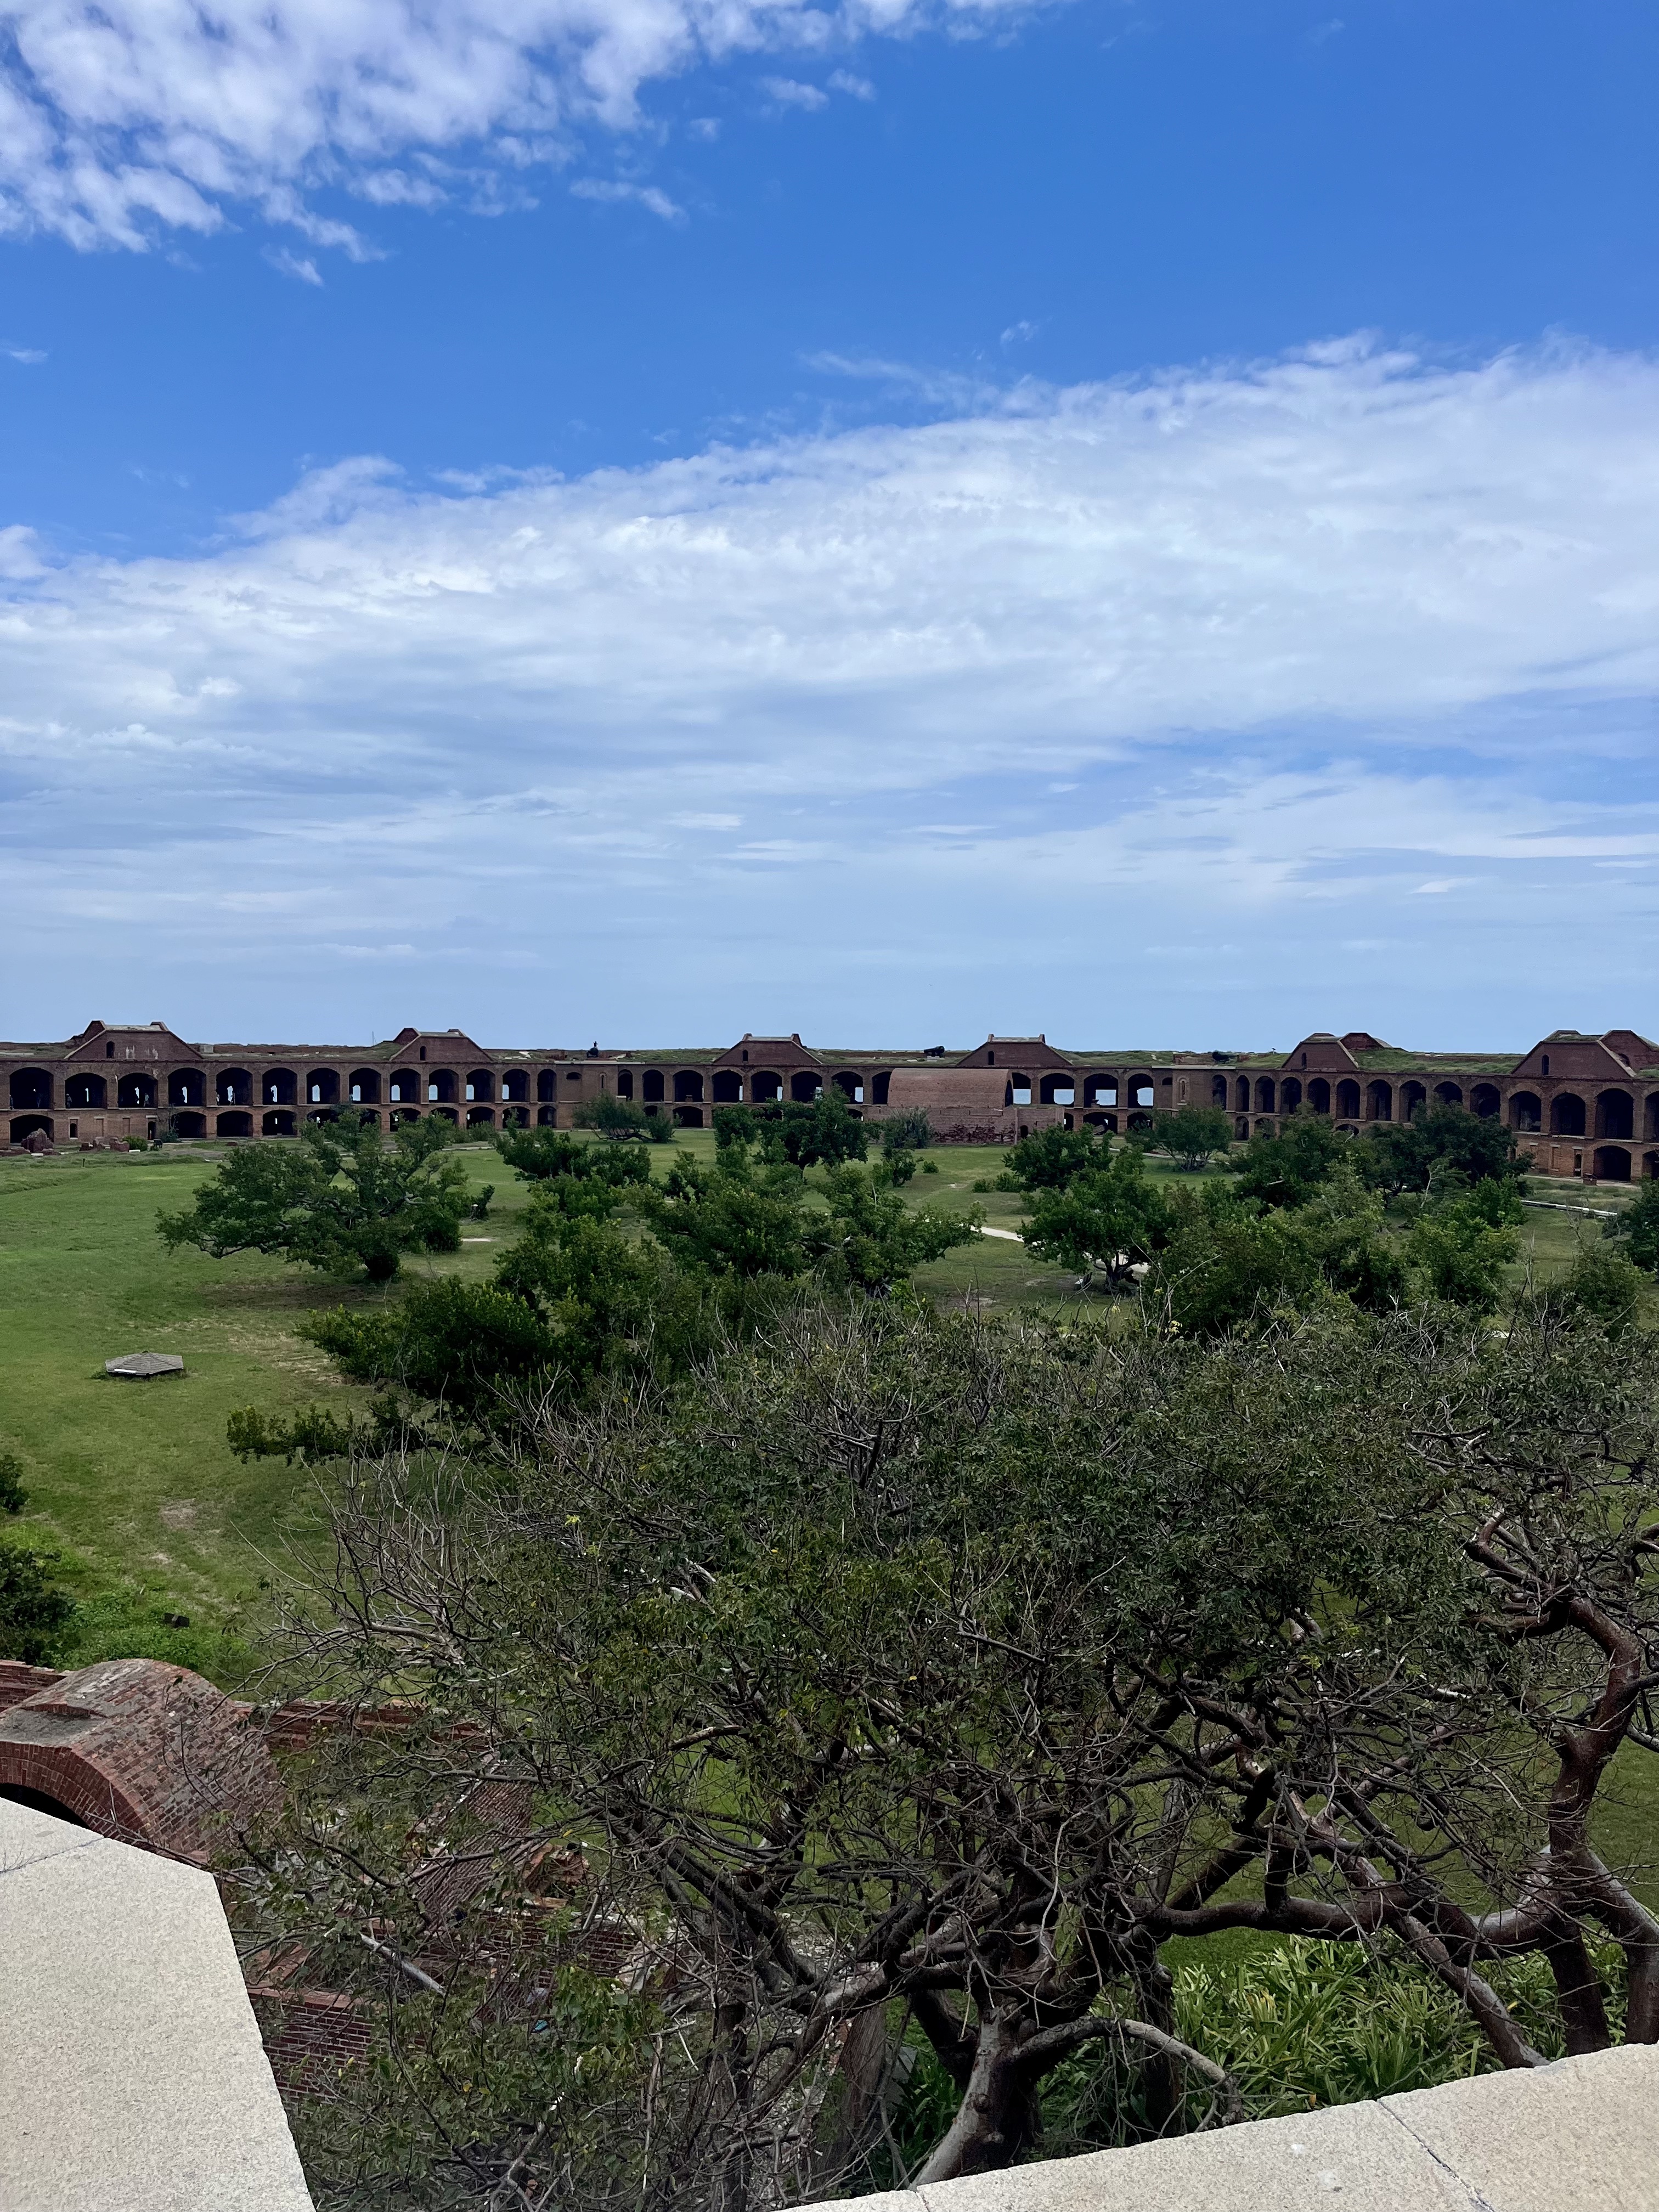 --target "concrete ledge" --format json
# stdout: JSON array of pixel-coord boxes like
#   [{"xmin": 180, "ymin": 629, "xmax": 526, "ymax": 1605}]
[
  {"xmin": 0, "ymin": 1797, "xmax": 313, "ymax": 2212},
  {"xmin": 834, "ymin": 2042, "xmax": 1659, "ymax": 2212}
]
